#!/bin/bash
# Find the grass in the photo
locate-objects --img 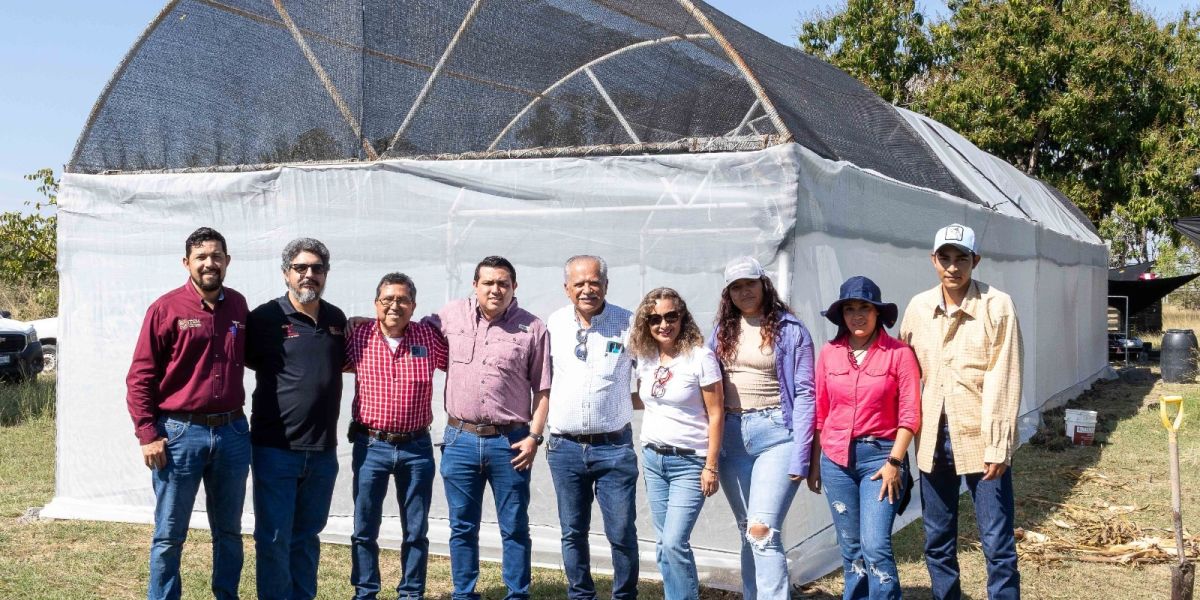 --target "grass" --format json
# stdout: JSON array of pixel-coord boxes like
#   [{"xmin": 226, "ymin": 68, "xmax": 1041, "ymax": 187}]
[
  {"xmin": 1133, "ymin": 303, "xmax": 1200, "ymax": 349},
  {"xmin": 0, "ymin": 280, "xmax": 56, "ymax": 322},
  {"xmin": 806, "ymin": 369, "xmax": 1200, "ymax": 599},
  {"xmin": 1, "ymin": 373, "xmax": 1197, "ymax": 599}
]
